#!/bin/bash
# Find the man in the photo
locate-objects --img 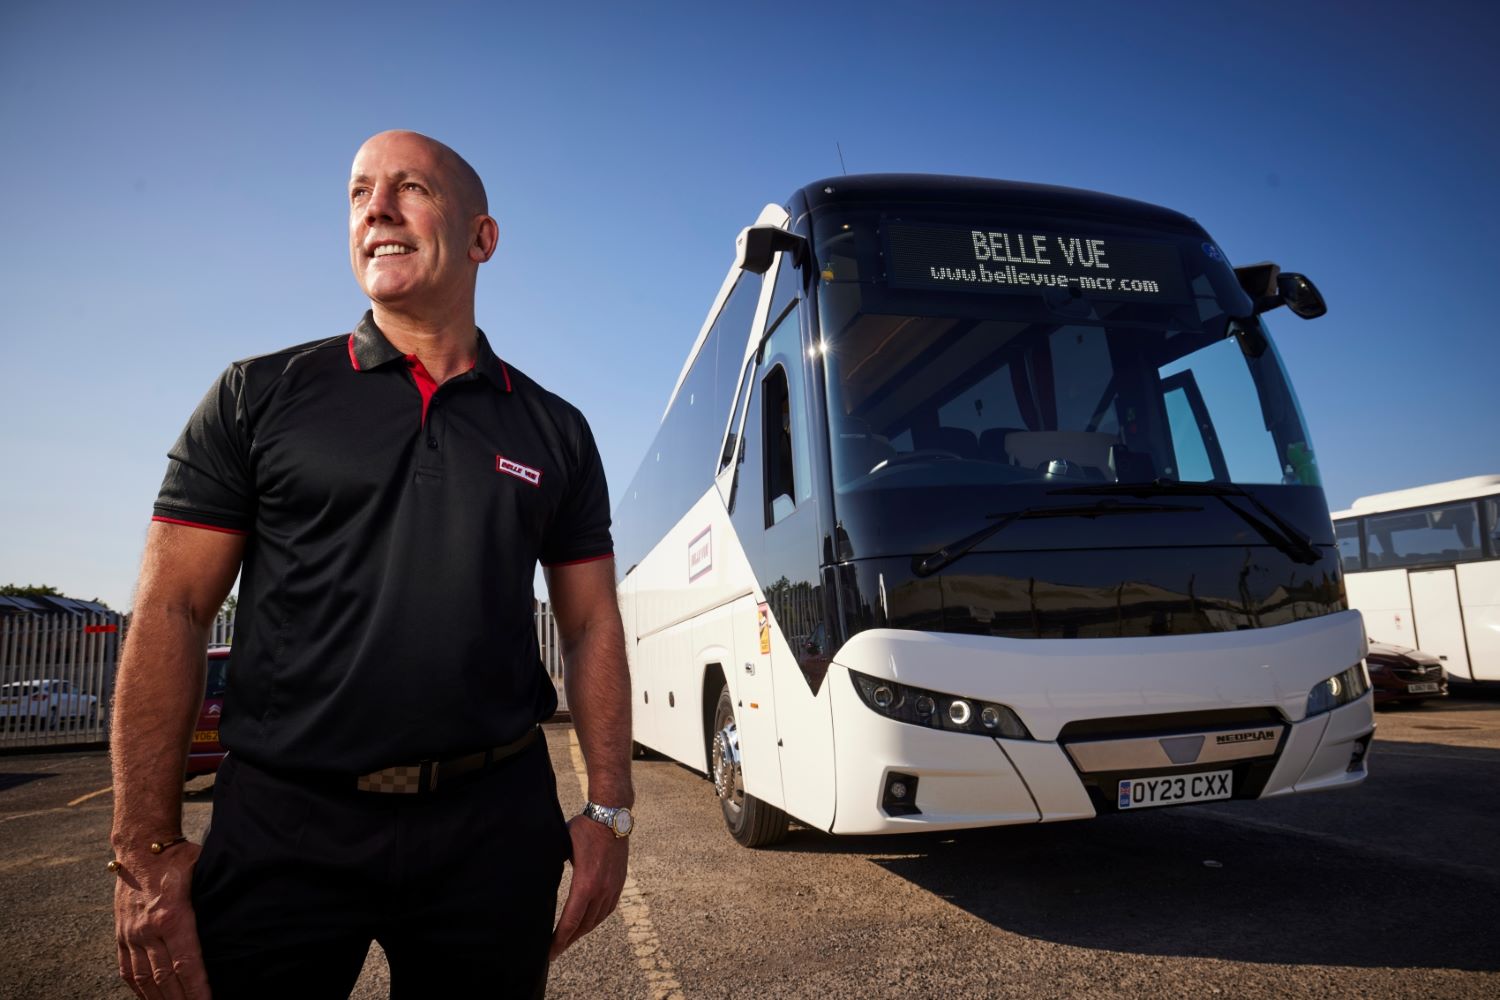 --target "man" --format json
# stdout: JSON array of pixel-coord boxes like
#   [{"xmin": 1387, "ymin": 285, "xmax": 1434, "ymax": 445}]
[{"xmin": 110, "ymin": 130, "xmax": 633, "ymax": 999}]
